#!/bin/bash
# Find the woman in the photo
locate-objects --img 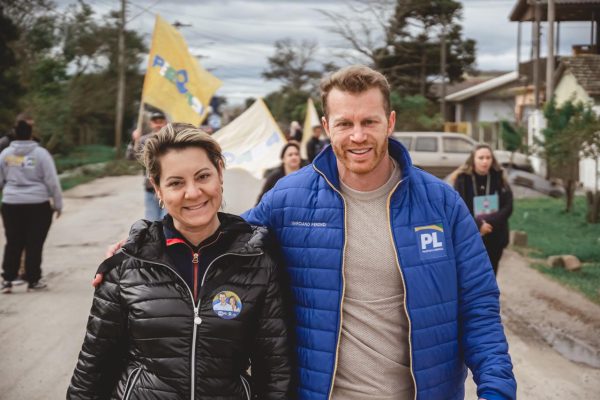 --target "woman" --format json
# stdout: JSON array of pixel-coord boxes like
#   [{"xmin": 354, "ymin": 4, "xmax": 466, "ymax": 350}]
[
  {"xmin": 0, "ymin": 117, "xmax": 62, "ymax": 293},
  {"xmin": 256, "ymin": 142, "xmax": 302, "ymax": 204},
  {"xmin": 449, "ymin": 143, "xmax": 513, "ymax": 275},
  {"xmin": 68, "ymin": 123, "xmax": 292, "ymax": 399}
]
